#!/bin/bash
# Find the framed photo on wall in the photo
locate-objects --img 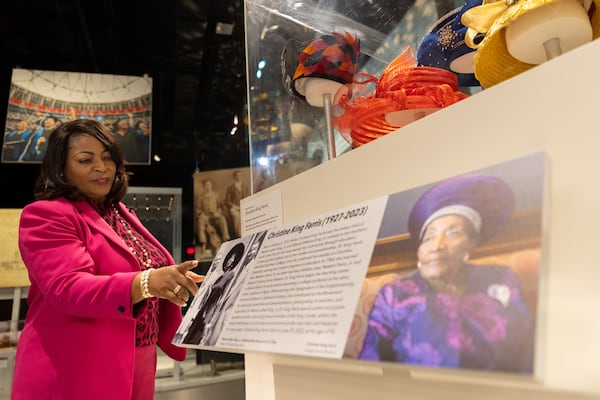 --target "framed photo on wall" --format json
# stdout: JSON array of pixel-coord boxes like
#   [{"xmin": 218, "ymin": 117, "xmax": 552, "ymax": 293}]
[
  {"xmin": 2, "ymin": 68, "xmax": 152, "ymax": 165},
  {"xmin": 193, "ymin": 167, "xmax": 252, "ymax": 260}
]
